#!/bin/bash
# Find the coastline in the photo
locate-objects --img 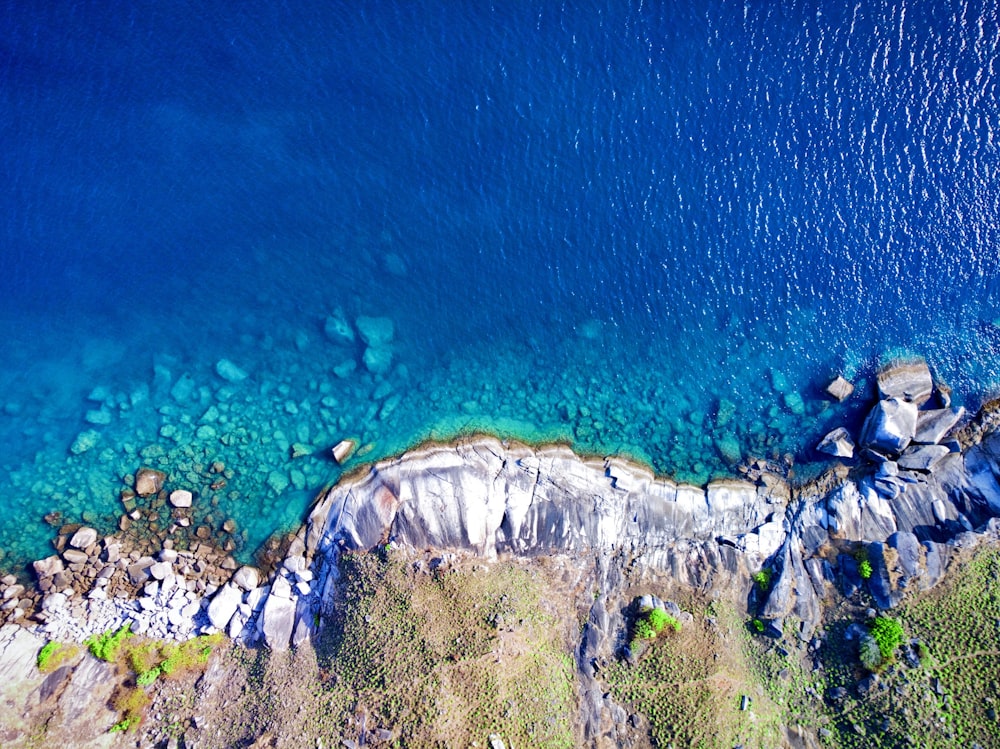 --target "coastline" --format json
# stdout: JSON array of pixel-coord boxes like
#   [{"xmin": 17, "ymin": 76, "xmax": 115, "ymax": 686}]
[{"xmin": 4, "ymin": 358, "xmax": 1000, "ymax": 745}]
